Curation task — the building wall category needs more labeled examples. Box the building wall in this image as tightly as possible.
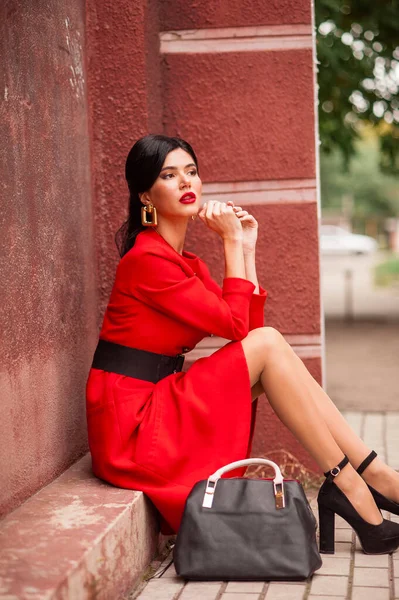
[86,0,163,314]
[0,0,98,515]
[0,0,321,516]
[159,2,321,471]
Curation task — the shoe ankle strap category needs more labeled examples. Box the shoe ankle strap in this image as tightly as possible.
[324,455,349,480]
[357,450,377,475]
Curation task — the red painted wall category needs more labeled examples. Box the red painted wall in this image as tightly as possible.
[86,0,163,314]
[187,203,320,334]
[0,1,98,515]
[1,0,321,517]
[162,0,321,472]
[162,51,315,183]
[86,0,322,472]
[159,0,311,30]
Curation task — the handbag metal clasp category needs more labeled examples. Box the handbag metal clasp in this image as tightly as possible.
[274,482,286,509]
[202,479,217,508]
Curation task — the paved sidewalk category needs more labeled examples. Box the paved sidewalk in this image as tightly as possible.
[325,321,399,413]
[130,412,399,600]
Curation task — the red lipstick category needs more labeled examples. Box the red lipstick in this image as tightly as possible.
[179,192,196,204]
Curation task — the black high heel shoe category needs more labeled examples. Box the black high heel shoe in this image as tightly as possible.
[357,451,399,516]
[318,455,399,555]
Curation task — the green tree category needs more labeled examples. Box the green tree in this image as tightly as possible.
[320,133,399,222]
[315,0,399,173]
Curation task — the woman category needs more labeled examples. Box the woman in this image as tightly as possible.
[86,134,399,555]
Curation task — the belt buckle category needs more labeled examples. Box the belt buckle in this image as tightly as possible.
[173,354,185,373]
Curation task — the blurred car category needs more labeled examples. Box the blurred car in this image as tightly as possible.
[320,225,378,255]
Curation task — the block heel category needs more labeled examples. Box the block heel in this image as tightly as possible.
[318,505,335,554]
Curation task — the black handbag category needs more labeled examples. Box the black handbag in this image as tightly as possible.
[174,458,322,581]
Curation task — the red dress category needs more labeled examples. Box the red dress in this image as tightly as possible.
[86,228,267,533]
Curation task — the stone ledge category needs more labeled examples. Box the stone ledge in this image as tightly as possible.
[0,454,161,600]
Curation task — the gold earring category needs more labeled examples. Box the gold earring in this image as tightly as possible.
[141,203,158,227]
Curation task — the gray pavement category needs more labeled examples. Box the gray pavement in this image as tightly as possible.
[130,411,399,600]
[325,320,399,412]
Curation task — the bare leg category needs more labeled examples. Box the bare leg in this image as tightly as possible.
[251,340,399,503]
[242,327,382,524]
[285,347,399,503]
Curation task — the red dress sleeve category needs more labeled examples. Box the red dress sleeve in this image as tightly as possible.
[193,256,268,332]
[130,249,256,341]
[249,285,268,330]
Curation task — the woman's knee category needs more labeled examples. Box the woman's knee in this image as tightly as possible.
[241,327,286,386]
[246,326,286,355]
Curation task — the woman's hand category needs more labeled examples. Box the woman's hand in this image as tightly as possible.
[198,201,243,241]
[226,201,258,254]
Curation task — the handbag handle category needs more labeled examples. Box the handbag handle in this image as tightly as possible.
[202,458,286,510]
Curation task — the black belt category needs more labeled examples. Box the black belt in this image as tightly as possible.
[91,339,185,383]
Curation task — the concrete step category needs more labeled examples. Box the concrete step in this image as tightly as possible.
[0,454,162,600]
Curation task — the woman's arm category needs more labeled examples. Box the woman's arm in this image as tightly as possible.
[223,237,246,279]
[243,249,259,294]
[226,201,260,293]
[196,199,266,330]
[199,200,247,280]
[225,201,266,329]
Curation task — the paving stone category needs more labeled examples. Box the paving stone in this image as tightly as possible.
[264,583,306,599]
[136,591,178,600]
[309,575,348,596]
[363,414,384,447]
[136,579,185,599]
[353,567,389,587]
[225,581,264,593]
[386,412,399,469]
[180,582,222,599]
[222,594,262,600]
[352,587,390,600]
[332,542,352,557]
[181,581,222,588]
[161,563,179,578]
[316,556,350,576]
[335,528,353,543]
[308,596,345,600]
[354,551,389,568]
[342,411,363,436]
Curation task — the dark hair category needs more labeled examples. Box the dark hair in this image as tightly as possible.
[115,134,199,257]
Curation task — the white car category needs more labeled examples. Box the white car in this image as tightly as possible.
[320,225,378,255]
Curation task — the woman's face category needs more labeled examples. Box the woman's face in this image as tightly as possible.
[142,148,202,220]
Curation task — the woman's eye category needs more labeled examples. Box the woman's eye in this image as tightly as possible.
[162,173,174,179]
[188,170,197,176]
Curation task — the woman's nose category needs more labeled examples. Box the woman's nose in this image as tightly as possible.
[180,174,191,186]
